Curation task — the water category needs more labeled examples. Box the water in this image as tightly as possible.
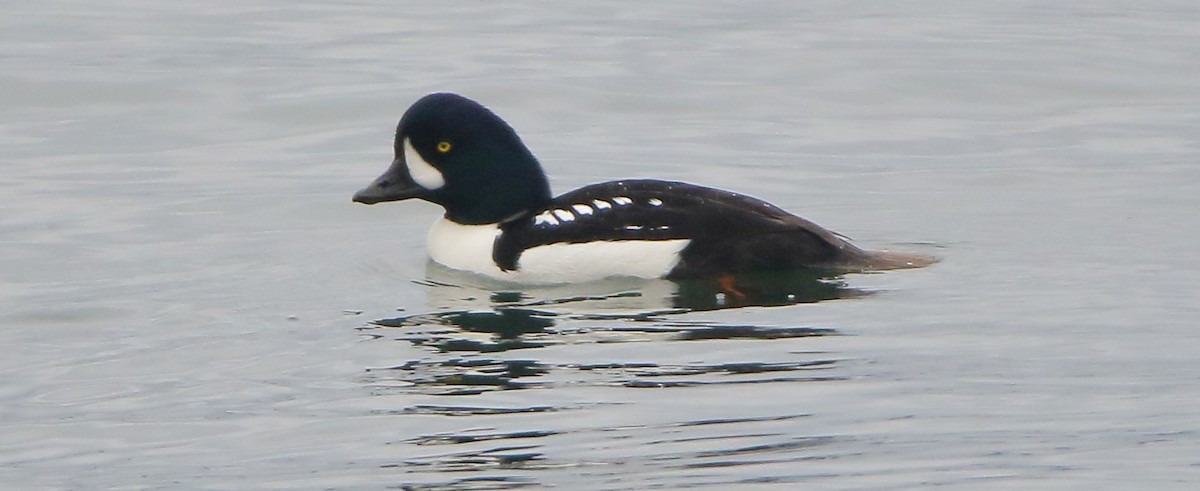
[3,1,1199,489]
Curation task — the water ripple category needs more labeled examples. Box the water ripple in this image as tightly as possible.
[359,282,851,487]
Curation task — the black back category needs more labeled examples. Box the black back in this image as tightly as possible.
[494,179,870,278]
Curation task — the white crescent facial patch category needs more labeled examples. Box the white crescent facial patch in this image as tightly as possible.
[404,137,445,190]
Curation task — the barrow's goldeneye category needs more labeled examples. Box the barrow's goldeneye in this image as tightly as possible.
[353,93,934,285]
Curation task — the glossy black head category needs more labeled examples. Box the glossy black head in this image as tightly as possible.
[352,93,552,225]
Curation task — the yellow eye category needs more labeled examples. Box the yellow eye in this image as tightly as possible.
[436,141,452,153]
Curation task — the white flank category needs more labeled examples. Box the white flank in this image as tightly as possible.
[592,199,612,210]
[425,218,689,284]
[571,204,594,215]
[648,198,663,206]
[403,137,445,190]
[612,196,633,206]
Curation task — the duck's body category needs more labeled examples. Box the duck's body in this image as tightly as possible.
[354,93,933,285]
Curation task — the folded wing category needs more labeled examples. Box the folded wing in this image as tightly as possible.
[494,180,867,275]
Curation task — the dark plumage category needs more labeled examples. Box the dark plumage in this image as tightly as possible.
[493,179,930,278]
[354,93,935,283]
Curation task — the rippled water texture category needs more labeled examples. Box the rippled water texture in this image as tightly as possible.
[3,2,1199,489]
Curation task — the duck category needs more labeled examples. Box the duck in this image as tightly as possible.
[353,93,934,285]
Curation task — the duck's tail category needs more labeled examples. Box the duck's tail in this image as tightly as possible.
[841,247,940,272]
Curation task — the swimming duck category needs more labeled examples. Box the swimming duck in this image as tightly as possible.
[353,93,933,285]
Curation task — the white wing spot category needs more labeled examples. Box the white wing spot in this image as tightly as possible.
[624,225,643,231]
[534,211,559,226]
[593,199,612,210]
[553,209,575,222]
[648,198,663,206]
[612,196,633,206]
[571,204,594,215]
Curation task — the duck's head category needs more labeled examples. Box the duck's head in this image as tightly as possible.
[353,93,552,225]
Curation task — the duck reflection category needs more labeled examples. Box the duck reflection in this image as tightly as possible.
[361,270,854,485]
[360,264,855,422]
[419,260,867,313]
[366,261,863,359]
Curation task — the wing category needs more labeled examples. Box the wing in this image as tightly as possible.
[493,179,864,273]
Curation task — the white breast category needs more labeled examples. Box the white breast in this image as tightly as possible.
[425,218,690,284]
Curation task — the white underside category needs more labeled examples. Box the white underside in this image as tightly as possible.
[425,217,690,284]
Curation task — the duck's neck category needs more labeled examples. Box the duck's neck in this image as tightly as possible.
[440,173,551,225]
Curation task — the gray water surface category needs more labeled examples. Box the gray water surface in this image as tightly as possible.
[3,2,1199,489]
